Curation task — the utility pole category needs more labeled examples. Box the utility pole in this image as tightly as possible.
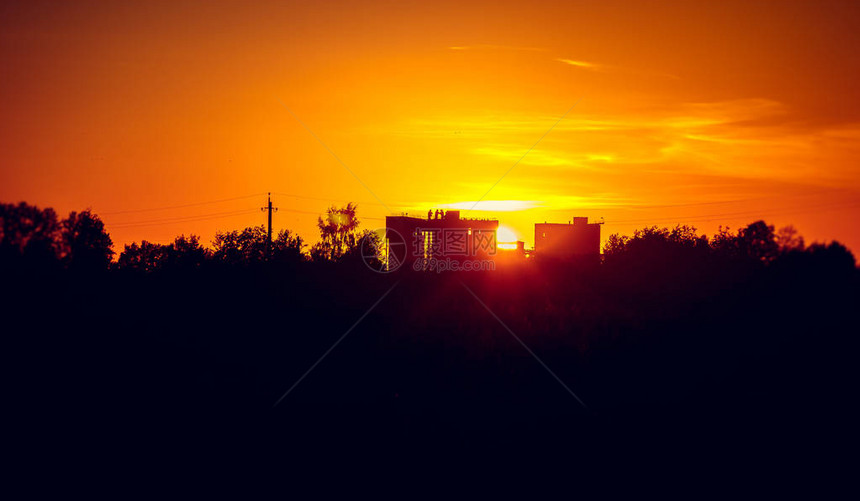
[261,192,278,256]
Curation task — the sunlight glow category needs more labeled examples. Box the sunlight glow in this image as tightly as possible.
[439,200,541,212]
[497,226,518,243]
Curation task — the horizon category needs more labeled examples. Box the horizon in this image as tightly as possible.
[0,194,853,259]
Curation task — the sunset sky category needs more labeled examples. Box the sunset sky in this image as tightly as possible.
[2,0,859,253]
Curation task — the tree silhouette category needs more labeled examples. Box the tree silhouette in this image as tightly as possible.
[117,240,170,272]
[167,234,209,270]
[212,225,268,265]
[0,202,62,267]
[61,209,113,271]
[271,229,304,264]
[310,203,361,261]
[354,229,384,264]
[776,225,805,252]
[807,241,856,273]
[603,224,707,265]
[709,225,734,255]
[117,235,208,272]
[736,220,778,262]
[602,233,629,258]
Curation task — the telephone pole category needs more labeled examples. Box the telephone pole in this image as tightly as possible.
[261,192,278,255]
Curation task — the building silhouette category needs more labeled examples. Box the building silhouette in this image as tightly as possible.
[385,210,498,271]
[534,217,601,259]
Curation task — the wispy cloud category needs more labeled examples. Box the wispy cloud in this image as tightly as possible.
[557,58,679,79]
[557,58,604,71]
[471,146,575,166]
[438,200,542,212]
[385,98,860,189]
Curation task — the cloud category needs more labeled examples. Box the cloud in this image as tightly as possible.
[438,200,542,212]
[557,58,604,71]
[557,58,679,79]
[382,98,860,195]
[471,146,575,166]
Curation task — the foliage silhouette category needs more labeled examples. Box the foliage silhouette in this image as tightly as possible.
[604,220,803,266]
[117,240,170,272]
[117,234,209,272]
[271,229,305,264]
[1,203,113,272]
[3,199,858,477]
[775,224,805,252]
[212,225,269,265]
[61,209,114,271]
[310,202,362,262]
[0,202,62,270]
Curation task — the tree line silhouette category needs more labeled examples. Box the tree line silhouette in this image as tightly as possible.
[3,199,857,476]
[0,201,385,274]
[0,202,114,273]
[4,200,854,273]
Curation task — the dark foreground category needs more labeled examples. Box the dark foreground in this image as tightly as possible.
[5,252,858,491]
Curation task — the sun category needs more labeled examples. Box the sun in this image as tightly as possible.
[497,226,518,243]
[497,226,519,250]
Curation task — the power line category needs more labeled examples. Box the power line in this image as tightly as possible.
[107,202,370,230]
[99,193,267,215]
[270,191,403,208]
[108,205,362,230]
[110,208,260,228]
[278,207,330,217]
[99,189,396,219]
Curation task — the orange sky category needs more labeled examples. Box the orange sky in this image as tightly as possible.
[2,0,859,254]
